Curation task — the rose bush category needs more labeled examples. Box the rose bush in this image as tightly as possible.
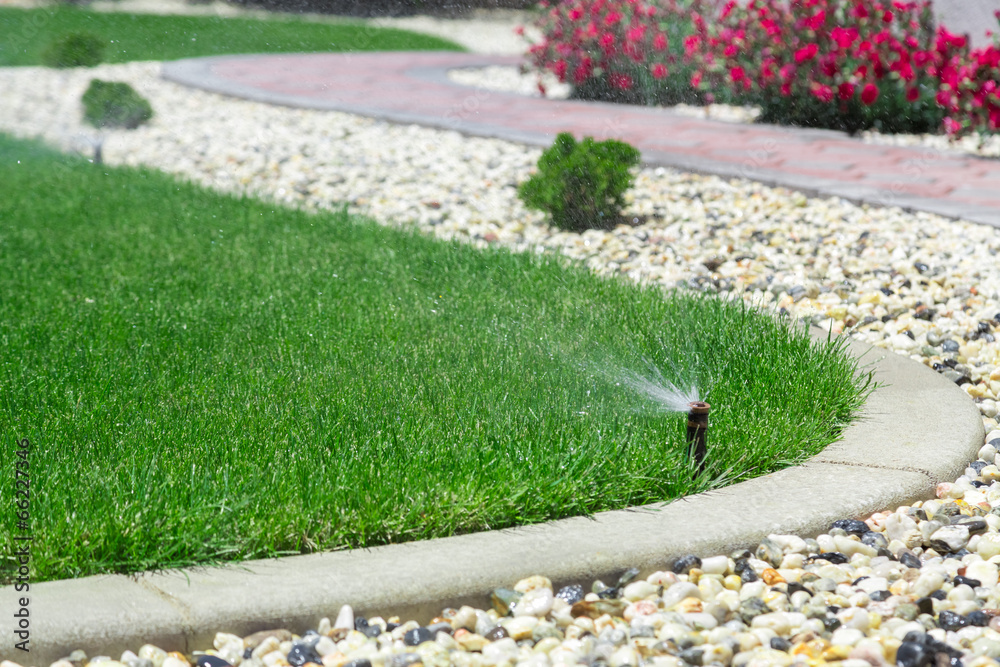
[524,0,722,106]
[926,21,1000,136]
[688,0,946,134]
[525,0,1000,137]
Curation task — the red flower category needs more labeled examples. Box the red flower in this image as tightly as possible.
[599,32,616,52]
[794,43,819,63]
[720,0,736,19]
[838,81,855,100]
[812,83,834,102]
[609,72,633,90]
[568,6,583,20]
[831,26,858,49]
[882,10,894,22]
[861,82,879,105]
[604,10,623,25]
[804,9,826,30]
[654,33,669,51]
[651,63,668,79]
[553,59,568,79]
[906,86,920,102]
[730,65,746,83]
[690,71,703,87]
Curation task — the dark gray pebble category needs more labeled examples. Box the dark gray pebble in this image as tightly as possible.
[769,637,791,652]
[403,627,434,647]
[942,369,971,385]
[677,648,703,666]
[739,597,769,624]
[195,657,232,667]
[955,518,988,535]
[616,567,640,588]
[831,519,870,536]
[916,597,935,615]
[861,531,888,549]
[672,555,702,575]
[807,552,848,565]
[822,616,841,632]
[556,584,584,605]
[484,626,510,642]
[968,610,990,627]
[895,641,932,667]
[942,340,961,352]
[869,590,891,602]
[937,610,968,632]
[953,575,982,588]
[899,552,922,569]
[286,643,322,667]
[343,660,372,667]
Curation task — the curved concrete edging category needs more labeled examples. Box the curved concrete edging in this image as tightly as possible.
[3,332,984,666]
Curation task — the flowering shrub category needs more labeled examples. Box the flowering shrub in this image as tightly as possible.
[525,0,719,106]
[926,23,1000,135]
[688,0,946,134]
[526,0,1000,137]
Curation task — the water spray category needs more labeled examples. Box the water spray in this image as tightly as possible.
[686,401,710,476]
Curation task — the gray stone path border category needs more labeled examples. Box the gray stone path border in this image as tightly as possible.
[2,333,984,666]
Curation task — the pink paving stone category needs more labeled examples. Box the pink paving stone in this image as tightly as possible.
[161,51,1000,225]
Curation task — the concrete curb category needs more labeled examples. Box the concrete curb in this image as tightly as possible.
[3,333,984,666]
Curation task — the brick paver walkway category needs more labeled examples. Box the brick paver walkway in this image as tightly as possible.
[162,51,1000,226]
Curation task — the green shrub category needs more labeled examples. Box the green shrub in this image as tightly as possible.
[518,132,641,232]
[41,31,105,68]
[82,79,154,130]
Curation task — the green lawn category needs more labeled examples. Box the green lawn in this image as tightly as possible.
[0,5,463,67]
[0,134,871,583]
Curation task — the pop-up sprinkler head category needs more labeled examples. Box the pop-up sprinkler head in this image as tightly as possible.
[686,401,710,476]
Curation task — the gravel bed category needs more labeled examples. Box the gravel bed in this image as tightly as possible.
[5,60,1000,666]
[447,65,1000,159]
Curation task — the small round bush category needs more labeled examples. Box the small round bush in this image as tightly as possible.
[518,132,641,232]
[41,32,106,68]
[82,79,154,130]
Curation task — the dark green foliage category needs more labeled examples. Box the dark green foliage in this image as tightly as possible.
[81,79,153,130]
[40,30,105,68]
[518,132,641,232]
[753,85,946,136]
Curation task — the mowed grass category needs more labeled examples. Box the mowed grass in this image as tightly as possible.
[0,134,871,583]
[0,5,462,67]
